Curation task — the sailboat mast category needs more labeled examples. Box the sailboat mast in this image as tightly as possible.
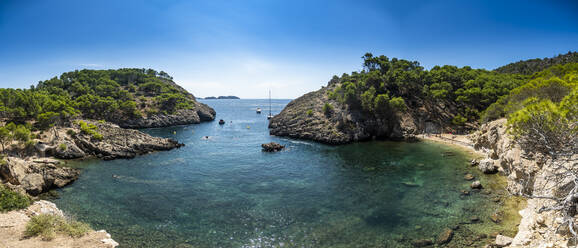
[269,89,271,115]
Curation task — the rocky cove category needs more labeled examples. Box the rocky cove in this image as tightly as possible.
[0,117,208,247]
[27,99,526,248]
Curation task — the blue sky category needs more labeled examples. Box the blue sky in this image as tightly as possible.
[0,0,576,98]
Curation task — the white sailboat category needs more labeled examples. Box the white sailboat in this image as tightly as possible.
[267,90,274,119]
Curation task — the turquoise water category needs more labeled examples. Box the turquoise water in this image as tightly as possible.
[54,99,521,247]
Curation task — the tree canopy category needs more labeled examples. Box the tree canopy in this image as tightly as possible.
[0,69,195,129]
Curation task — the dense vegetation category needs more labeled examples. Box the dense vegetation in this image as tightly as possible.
[327,53,528,125]
[483,63,577,122]
[25,214,91,241]
[0,184,32,212]
[495,51,578,75]
[498,63,577,156]
[0,69,195,129]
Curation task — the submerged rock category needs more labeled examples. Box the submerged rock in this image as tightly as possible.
[412,239,433,247]
[464,173,475,181]
[490,212,502,223]
[436,228,454,244]
[261,142,285,152]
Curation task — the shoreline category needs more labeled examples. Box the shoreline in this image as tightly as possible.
[417,133,485,157]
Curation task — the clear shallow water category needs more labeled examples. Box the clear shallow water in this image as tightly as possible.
[54,99,522,247]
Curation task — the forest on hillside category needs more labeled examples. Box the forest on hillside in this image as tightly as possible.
[0,69,196,130]
[326,53,577,131]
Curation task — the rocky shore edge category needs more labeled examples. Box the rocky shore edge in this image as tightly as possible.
[425,119,573,247]
[0,119,186,247]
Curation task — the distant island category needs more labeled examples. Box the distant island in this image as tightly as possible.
[203,96,240,99]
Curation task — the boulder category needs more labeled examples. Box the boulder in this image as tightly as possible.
[471,180,483,189]
[495,235,513,247]
[21,173,45,195]
[0,157,79,196]
[54,141,86,159]
[261,142,285,152]
[478,158,499,174]
[437,228,454,244]
[0,157,29,185]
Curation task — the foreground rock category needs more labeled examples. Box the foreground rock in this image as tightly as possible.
[0,200,118,248]
[0,157,79,196]
[261,142,285,152]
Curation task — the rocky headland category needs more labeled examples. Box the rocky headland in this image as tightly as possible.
[1,119,184,196]
[269,81,446,144]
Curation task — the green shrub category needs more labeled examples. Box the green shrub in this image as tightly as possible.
[58,143,67,151]
[92,133,104,141]
[0,185,32,212]
[452,114,468,126]
[25,214,91,241]
[306,109,313,116]
[323,103,334,116]
[78,121,103,141]
[66,129,76,136]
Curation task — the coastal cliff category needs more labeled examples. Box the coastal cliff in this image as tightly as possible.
[268,84,419,144]
[1,119,184,197]
[471,119,576,247]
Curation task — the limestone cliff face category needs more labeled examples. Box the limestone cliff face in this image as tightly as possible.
[0,120,185,196]
[470,119,574,247]
[62,120,184,160]
[269,82,461,144]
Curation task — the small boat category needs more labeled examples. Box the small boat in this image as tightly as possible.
[218,119,225,125]
[256,108,262,114]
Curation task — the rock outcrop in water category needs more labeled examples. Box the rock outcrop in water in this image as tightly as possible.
[261,142,285,152]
